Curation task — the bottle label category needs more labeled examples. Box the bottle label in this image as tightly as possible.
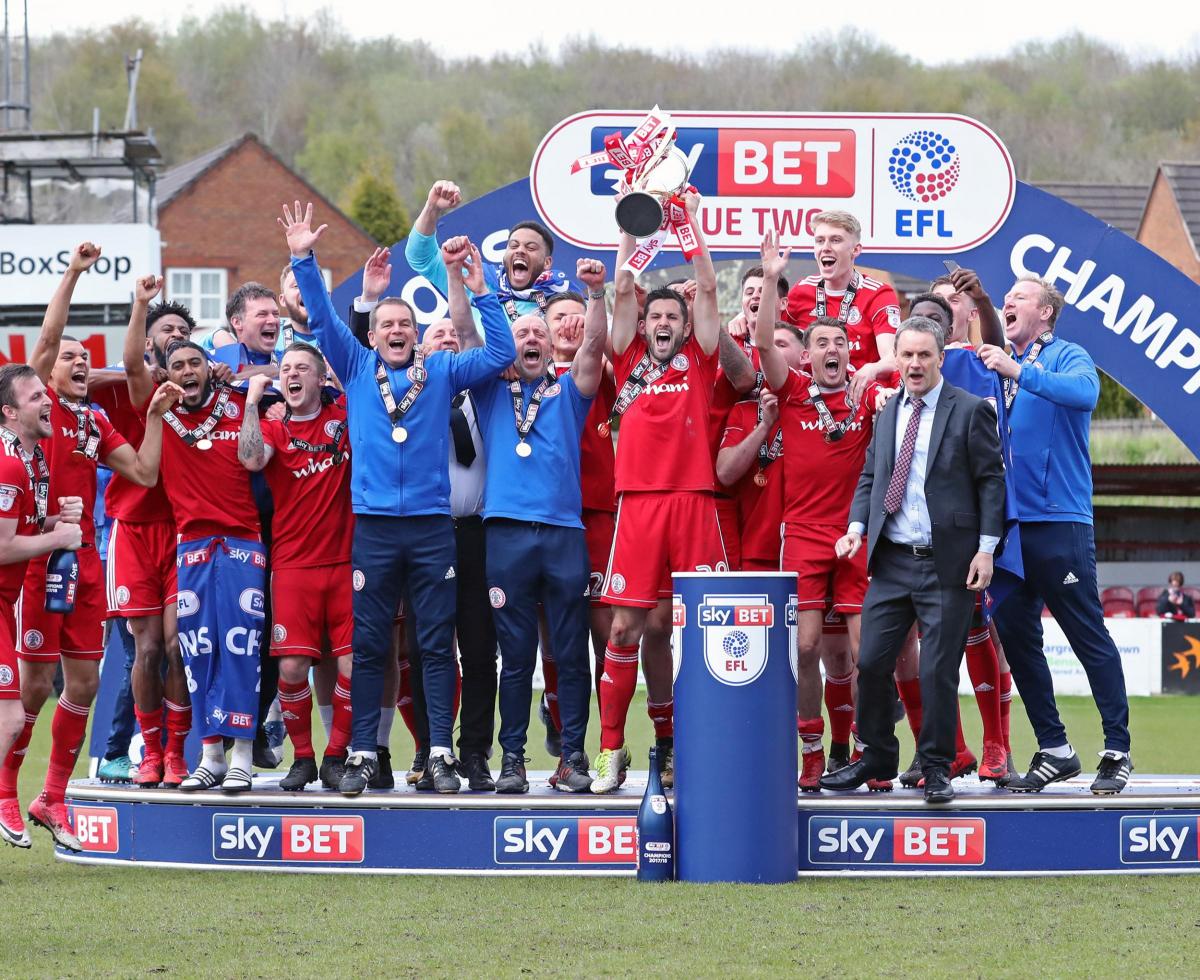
[650,794,668,815]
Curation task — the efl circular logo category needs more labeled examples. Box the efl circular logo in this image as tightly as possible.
[115,586,130,607]
[488,587,506,609]
[272,624,287,643]
[670,353,689,372]
[722,630,750,659]
[352,569,365,592]
[324,420,341,438]
[610,573,626,595]
[23,629,43,651]
[888,130,961,203]
[0,665,12,686]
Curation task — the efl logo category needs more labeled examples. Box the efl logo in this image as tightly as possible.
[493,817,637,865]
[68,805,119,853]
[888,130,961,204]
[1121,816,1200,864]
[698,593,773,687]
[212,813,365,863]
[809,816,986,866]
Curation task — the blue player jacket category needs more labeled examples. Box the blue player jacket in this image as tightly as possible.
[291,252,517,517]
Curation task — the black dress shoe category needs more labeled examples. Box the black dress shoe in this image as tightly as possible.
[923,768,955,804]
[819,757,897,791]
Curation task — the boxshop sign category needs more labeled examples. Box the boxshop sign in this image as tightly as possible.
[0,224,161,305]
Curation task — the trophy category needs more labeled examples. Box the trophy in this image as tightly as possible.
[614,140,694,239]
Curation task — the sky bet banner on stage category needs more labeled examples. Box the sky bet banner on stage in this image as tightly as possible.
[331,113,1200,461]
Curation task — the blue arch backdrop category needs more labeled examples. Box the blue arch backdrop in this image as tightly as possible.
[331,178,1200,461]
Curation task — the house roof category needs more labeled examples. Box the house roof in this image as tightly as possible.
[153,134,248,208]
[1156,162,1200,254]
[1036,181,1149,237]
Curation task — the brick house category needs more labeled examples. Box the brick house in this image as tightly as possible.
[1136,163,1200,285]
[155,133,377,328]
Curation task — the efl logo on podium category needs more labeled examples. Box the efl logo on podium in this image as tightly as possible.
[809,816,986,865]
[1121,816,1200,863]
[69,805,119,853]
[697,593,773,686]
[494,817,638,865]
[212,814,365,863]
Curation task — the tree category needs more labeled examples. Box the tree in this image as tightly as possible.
[343,165,411,246]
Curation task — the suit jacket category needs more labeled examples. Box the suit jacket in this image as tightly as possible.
[849,380,1006,587]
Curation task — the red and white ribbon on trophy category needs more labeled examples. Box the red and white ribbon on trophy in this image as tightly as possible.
[571,106,702,274]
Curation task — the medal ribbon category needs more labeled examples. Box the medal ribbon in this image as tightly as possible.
[162,384,231,448]
[0,427,49,529]
[622,192,701,275]
[807,383,856,444]
[376,348,426,432]
[284,416,348,465]
[58,396,102,459]
[510,375,553,444]
[606,352,671,427]
[756,401,784,470]
[502,290,546,324]
[814,271,862,323]
[1003,330,1055,410]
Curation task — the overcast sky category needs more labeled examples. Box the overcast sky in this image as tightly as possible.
[34,0,1200,65]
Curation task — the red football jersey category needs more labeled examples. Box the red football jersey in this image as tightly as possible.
[159,388,260,542]
[708,372,742,495]
[44,388,126,546]
[782,274,901,371]
[0,442,44,603]
[777,372,879,527]
[613,335,719,493]
[261,403,353,569]
[92,381,173,525]
[556,363,617,514]
[720,400,785,565]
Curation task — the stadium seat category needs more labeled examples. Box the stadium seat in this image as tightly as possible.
[1101,586,1136,618]
[1136,586,1162,618]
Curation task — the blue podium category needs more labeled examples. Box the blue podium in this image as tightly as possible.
[672,572,798,883]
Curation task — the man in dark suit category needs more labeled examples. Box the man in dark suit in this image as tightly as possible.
[821,316,1006,803]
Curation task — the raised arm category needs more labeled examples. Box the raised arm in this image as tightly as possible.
[124,274,163,407]
[610,230,639,356]
[281,201,368,383]
[754,230,792,392]
[238,375,275,472]
[978,341,1099,411]
[445,238,484,351]
[405,180,463,295]
[571,257,609,398]
[450,286,519,391]
[102,382,183,487]
[718,332,757,395]
[949,268,1004,348]
[684,191,718,356]
[31,243,102,383]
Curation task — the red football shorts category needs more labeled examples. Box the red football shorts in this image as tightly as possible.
[782,522,867,615]
[17,546,106,661]
[715,494,741,572]
[106,518,177,617]
[0,604,18,699]
[603,491,728,608]
[270,564,353,659]
[583,508,615,605]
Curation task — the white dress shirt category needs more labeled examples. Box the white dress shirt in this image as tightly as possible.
[449,391,486,519]
[850,378,998,554]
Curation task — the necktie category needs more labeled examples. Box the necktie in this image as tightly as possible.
[450,392,476,467]
[883,396,924,514]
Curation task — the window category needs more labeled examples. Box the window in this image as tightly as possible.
[167,268,228,328]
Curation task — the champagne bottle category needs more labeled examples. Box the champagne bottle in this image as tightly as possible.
[636,746,675,881]
[44,548,79,614]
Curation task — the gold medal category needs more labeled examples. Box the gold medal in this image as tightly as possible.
[392,427,408,444]
[516,441,532,458]
[597,421,611,438]
[753,470,767,487]
[195,438,213,451]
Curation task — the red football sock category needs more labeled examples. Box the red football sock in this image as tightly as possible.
[44,698,90,804]
[395,658,419,742]
[798,716,825,754]
[965,628,1003,746]
[134,705,163,758]
[999,670,1014,753]
[896,677,924,740]
[541,651,562,732]
[0,711,37,798]
[823,672,855,745]
[328,677,352,758]
[164,699,191,756]
[598,643,638,751]
[277,679,314,760]
[647,699,673,740]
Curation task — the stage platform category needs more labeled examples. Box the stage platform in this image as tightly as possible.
[59,772,1200,877]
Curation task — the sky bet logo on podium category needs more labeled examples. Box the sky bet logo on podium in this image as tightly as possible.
[698,594,773,686]
[1120,816,1200,864]
[68,805,119,853]
[212,813,364,863]
[493,817,638,866]
[809,816,986,866]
